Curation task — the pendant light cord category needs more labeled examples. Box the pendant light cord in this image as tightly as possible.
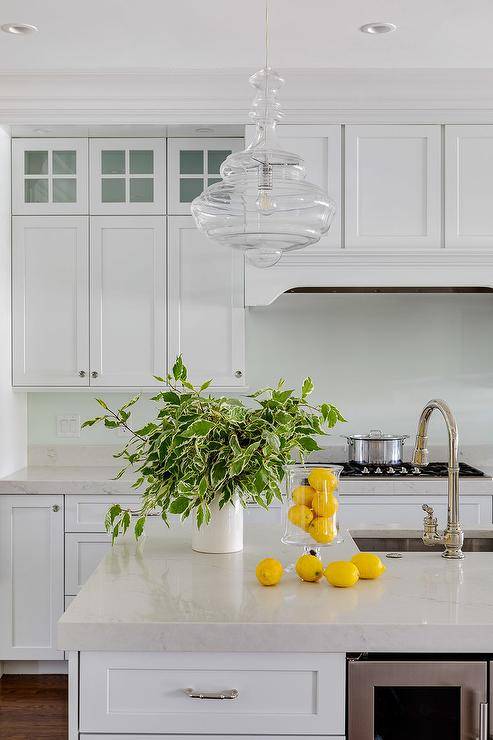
[265,0,270,70]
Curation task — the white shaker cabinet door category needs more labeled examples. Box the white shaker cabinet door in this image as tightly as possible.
[90,216,166,387]
[445,125,493,248]
[246,124,342,251]
[90,139,165,215]
[168,216,245,388]
[0,495,64,660]
[12,138,88,215]
[345,125,441,249]
[12,216,89,386]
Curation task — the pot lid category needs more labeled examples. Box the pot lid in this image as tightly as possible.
[344,429,409,441]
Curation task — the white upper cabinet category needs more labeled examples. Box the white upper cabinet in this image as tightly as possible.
[445,125,493,248]
[246,124,342,251]
[90,216,166,386]
[168,216,245,387]
[90,139,165,215]
[345,125,442,249]
[167,138,243,215]
[12,216,89,386]
[0,495,64,660]
[12,138,88,215]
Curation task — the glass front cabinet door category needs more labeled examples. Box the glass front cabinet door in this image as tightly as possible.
[12,138,88,215]
[167,138,243,215]
[89,139,166,215]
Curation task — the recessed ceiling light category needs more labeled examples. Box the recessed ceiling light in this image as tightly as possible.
[1,23,38,35]
[360,22,397,35]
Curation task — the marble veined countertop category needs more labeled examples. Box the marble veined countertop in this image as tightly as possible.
[58,517,493,653]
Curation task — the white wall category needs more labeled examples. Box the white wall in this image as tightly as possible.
[0,129,27,475]
[27,292,493,450]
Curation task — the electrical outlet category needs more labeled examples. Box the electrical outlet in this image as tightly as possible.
[56,415,81,438]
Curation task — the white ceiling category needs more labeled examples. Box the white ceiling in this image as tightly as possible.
[1,0,493,72]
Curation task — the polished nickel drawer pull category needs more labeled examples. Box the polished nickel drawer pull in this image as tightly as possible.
[184,688,239,700]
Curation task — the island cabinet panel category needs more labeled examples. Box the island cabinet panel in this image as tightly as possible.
[81,736,346,739]
[79,651,345,735]
[339,494,492,528]
[168,216,245,388]
[0,495,64,660]
[90,216,166,386]
[445,125,493,248]
[345,124,441,249]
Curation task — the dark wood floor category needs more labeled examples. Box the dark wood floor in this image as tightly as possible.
[0,675,68,739]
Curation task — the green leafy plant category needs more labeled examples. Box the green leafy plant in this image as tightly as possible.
[82,356,346,542]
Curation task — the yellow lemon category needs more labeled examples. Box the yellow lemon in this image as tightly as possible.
[312,491,339,518]
[255,558,283,586]
[351,553,387,580]
[292,484,316,507]
[288,504,314,530]
[324,561,359,588]
[295,553,324,582]
[307,516,336,544]
[308,467,339,493]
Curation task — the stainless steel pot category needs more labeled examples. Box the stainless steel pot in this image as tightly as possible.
[342,429,409,465]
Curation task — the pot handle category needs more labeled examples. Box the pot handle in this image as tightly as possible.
[369,429,383,437]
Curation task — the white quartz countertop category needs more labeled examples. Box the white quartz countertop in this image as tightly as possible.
[1,464,492,496]
[58,518,493,654]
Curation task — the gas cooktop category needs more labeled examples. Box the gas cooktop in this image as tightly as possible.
[331,461,485,478]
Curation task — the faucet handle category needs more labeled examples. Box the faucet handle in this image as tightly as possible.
[422,503,438,530]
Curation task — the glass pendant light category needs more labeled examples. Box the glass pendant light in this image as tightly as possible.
[191,0,336,268]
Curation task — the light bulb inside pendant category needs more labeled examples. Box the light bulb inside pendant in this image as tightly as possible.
[256,162,277,215]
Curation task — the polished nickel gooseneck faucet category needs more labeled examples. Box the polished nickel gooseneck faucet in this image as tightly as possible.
[412,399,464,559]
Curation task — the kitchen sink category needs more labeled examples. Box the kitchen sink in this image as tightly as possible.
[351,531,493,552]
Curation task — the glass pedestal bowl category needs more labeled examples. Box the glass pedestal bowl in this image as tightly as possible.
[282,463,344,569]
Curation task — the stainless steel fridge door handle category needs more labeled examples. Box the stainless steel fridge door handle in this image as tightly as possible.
[480,702,488,740]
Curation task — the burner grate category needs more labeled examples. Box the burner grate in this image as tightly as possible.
[328,461,485,478]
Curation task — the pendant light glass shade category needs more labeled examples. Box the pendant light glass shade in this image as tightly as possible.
[191,67,336,268]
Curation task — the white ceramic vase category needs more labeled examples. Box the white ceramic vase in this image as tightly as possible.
[191,496,243,554]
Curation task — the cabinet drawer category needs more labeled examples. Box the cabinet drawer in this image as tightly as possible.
[65,495,140,532]
[339,494,492,528]
[80,651,345,735]
[65,533,112,594]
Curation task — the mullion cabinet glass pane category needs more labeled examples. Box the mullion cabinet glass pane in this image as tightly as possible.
[102,150,125,175]
[208,177,221,186]
[25,179,49,203]
[129,150,153,174]
[53,151,76,175]
[53,178,77,203]
[180,150,203,175]
[25,151,48,175]
[208,150,231,174]
[180,178,204,203]
[102,178,126,203]
[130,178,153,202]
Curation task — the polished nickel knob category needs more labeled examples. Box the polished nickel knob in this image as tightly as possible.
[52,505,60,513]
[78,370,86,377]
[234,370,243,378]
[91,371,98,378]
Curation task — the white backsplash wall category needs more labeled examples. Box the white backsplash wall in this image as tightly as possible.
[27,293,493,450]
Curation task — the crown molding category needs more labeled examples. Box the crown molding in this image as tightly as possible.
[3,68,493,125]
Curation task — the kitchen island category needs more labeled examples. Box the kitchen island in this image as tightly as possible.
[60,518,493,739]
